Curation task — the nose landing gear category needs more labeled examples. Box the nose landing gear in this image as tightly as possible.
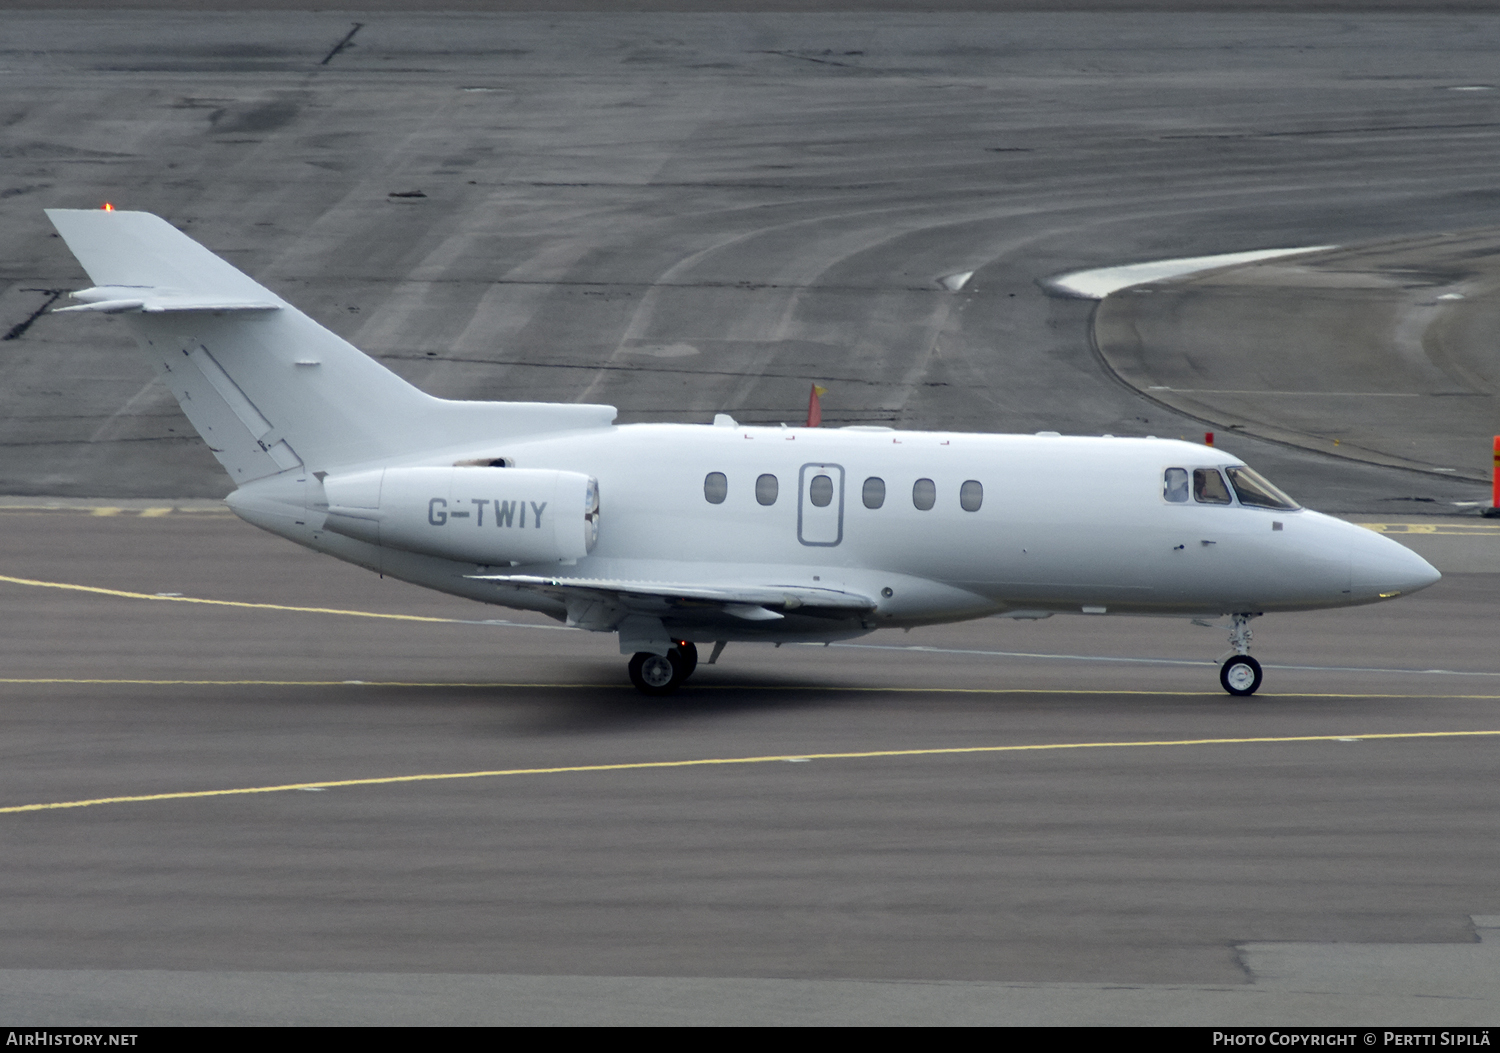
[627,640,699,695]
[1218,613,1263,696]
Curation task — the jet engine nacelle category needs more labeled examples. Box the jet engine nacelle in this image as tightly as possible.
[322,466,599,565]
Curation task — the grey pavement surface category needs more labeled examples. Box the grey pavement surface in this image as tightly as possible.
[7,919,1500,1025]
[1095,232,1500,481]
[3,9,1499,511]
[0,508,1498,1024]
[6,7,1500,1027]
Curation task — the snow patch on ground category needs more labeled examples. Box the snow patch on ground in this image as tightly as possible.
[1049,246,1335,300]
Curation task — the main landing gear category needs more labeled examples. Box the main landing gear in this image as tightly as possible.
[628,641,698,696]
[1218,613,1263,697]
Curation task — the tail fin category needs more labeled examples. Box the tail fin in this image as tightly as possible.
[46,209,614,486]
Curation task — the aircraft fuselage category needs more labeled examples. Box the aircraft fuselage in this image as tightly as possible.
[229,423,1437,642]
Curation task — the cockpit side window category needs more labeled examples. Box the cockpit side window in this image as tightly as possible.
[1226,466,1300,510]
[1193,468,1232,505]
[1163,468,1189,503]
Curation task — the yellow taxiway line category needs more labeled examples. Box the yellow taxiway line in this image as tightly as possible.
[3,729,1497,816]
[0,572,464,624]
[1360,522,1500,535]
[0,506,228,517]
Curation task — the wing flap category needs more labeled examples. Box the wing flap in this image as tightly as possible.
[468,573,877,613]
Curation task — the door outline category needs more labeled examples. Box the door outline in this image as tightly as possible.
[797,462,845,547]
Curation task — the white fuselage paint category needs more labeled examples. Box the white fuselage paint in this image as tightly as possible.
[229,424,1440,643]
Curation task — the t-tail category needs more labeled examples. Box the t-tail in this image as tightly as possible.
[45,208,616,487]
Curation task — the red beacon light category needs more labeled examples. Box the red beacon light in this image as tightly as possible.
[101,203,114,211]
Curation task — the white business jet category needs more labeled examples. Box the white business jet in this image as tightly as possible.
[45,209,1440,696]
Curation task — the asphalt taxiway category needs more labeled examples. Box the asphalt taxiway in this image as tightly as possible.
[0,506,1497,1024]
[4,6,1500,1026]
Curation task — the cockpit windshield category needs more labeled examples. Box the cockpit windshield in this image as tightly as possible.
[1225,465,1300,510]
[1163,465,1301,510]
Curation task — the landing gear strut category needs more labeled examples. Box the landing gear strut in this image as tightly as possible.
[628,640,698,695]
[1218,614,1263,697]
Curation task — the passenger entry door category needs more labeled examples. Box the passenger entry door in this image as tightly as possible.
[798,463,844,546]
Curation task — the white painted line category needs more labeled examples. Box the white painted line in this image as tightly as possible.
[1047,246,1336,300]
[1141,388,1420,397]
[829,641,1500,678]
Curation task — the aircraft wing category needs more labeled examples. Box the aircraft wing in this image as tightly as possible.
[466,573,876,622]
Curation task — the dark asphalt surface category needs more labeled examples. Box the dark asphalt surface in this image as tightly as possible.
[1095,232,1500,481]
[3,10,1499,510]
[0,509,1497,1023]
[4,8,1500,1024]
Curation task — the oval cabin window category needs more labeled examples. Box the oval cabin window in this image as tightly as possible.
[912,478,936,511]
[755,473,779,506]
[862,477,885,509]
[703,472,727,504]
[809,474,834,507]
[959,479,983,512]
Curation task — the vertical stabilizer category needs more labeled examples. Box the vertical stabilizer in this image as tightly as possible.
[46,209,615,484]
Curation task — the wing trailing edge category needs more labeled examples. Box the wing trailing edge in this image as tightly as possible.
[468,573,877,624]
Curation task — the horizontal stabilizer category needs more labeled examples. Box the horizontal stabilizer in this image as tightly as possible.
[45,211,286,305]
[54,285,280,314]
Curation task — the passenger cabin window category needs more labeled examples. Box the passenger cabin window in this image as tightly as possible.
[1193,468,1232,505]
[704,472,727,504]
[755,473,779,506]
[809,474,834,507]
[960,480,983,512]
[863,477,885,509]
[912,478,936,511]
[1163,468,1189,503]
[1226,466,1300,510]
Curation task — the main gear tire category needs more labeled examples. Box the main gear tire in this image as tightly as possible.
[1220,655,1263,697]
[629,650,686,695]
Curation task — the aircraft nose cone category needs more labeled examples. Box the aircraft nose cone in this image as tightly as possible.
[1348,526,1441,602]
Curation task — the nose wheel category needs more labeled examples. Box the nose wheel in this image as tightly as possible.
[627,641,699,695]
[1218,613,1263,696]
